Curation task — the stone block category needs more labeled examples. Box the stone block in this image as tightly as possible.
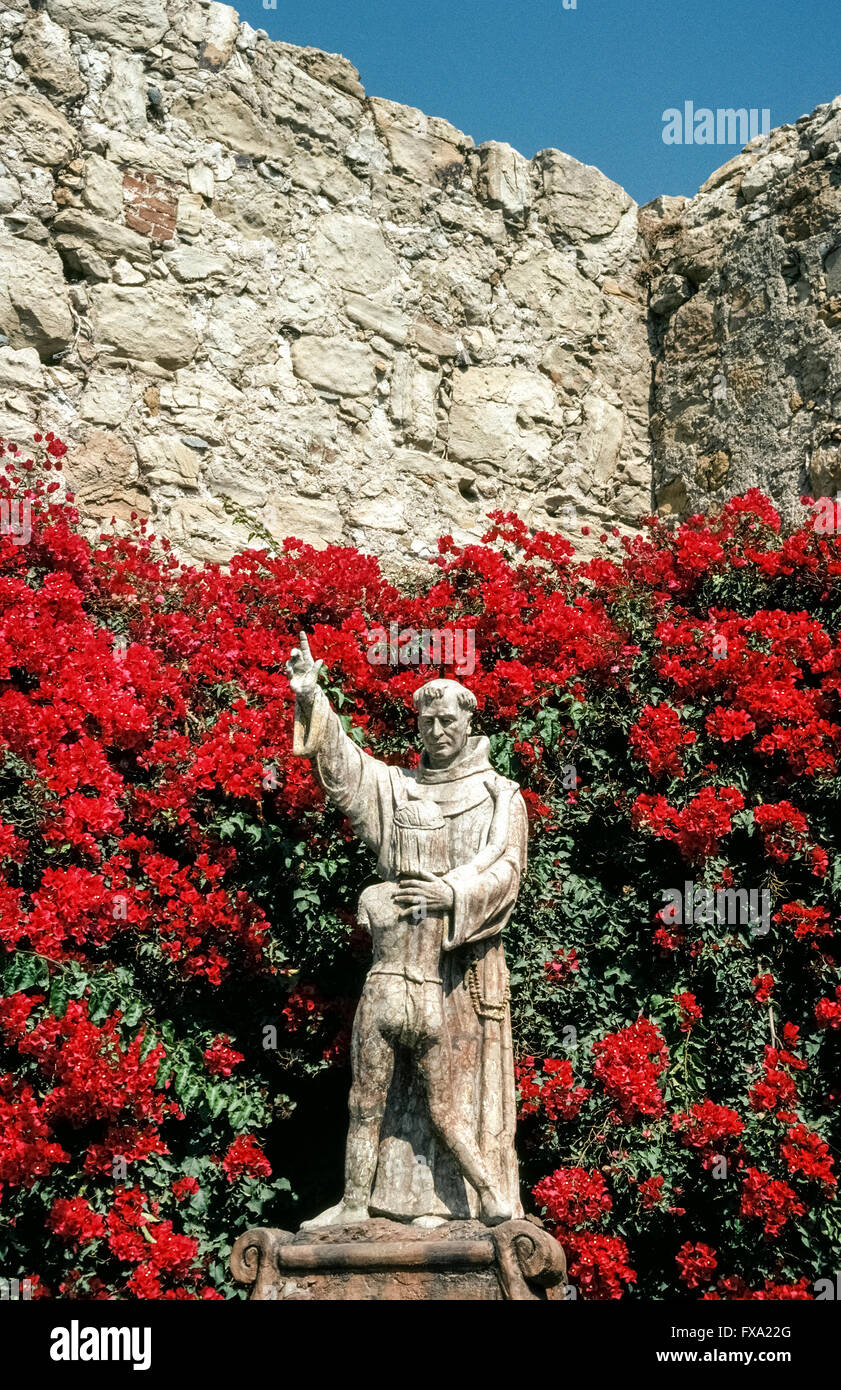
[291,337,376,397]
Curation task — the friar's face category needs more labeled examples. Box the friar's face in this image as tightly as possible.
[417,687,472,769]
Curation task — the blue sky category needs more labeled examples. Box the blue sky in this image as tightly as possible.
[237,0,840,205]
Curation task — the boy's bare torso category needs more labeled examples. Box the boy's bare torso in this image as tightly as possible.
[362,880,445,983]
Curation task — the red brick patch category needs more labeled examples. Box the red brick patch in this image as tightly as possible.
[122,168,178,242]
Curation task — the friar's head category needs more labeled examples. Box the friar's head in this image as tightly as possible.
[412,678,476,770]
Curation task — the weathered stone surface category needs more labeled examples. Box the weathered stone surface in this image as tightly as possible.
[449,367,554,468]
[503,249,601,336]
[89,285,198,367]
[263,492,345,547]
[536,148,633,240]
[83,155,125,221]
[644,96,841,523]
[346,497,408,533]
[205,295,277,374]
[344,294,408,345]
[0,236,73,356]
[290,337,376,397]
[475,141,532,223]
[112,258,145,286]
[0,347,44,391]
[389,355,440,446]
[1,0,836,565]
[79,371,137,426]
[649,273,693,317]
[199,2,240,70]
[0,92,75,166]
[580,394,626,483]
[13,13,84,100]
[165,246,230,283]
[102,52,148,133]
[64,429,146,519]
[370,97,470,185]
[172,90,279,159]
[137,436,200,489]
[809,437,841,496]
[165,496,252,562]
[0,177,21,216]
[46,0,169,50]
[310,213,398,295]
[0,0,654,564]
[52,209,152,263]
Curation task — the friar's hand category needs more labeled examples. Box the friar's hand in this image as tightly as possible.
[285,631,324,708]
[394,870,454,915]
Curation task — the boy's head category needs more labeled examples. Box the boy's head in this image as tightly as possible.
[391,798,449,877]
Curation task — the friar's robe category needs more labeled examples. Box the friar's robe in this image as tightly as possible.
[294,688,526,1222]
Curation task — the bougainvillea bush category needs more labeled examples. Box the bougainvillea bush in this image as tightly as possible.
[1,433,840,1300]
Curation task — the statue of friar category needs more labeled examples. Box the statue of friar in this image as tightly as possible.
[285,633,528,1229]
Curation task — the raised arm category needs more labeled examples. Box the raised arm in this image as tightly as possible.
[284,631,403,868]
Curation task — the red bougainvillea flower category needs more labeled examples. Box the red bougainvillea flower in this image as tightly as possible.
[676,1241,717,1289]
[753,802,810,864]
[47,1196,106,1248]
[635,1175,666,1209]
[172,1176,200,1201]
[0,1073,69,1194]
[674,992,702,1033]
[515,1056,590,1122]
[672,1100,745,1167]
[592,1019,669,1121]
[774,901,834,945]
[702,1276,813,1301]
[815,987,841,1030]
[629,703,697,779]
[781,1124,836,1194]
[0,995,171,1130]
[563,1231,637,1300]
[533,1166,612,1228]
[739,1168,807,1237]
[221,1135,271,1184]
[748,1045,801,1115]
[752,973,775,1003]
[543,947,580,984]
[632,786,744,864]
[202,1036,244,1077]
[705,707,756,743]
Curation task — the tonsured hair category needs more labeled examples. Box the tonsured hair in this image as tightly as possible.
[412,678,477,715]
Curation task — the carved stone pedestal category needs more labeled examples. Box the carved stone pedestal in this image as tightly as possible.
[231,1216,566,1302]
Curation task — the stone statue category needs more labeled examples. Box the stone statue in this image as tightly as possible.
[285,633,528,1229]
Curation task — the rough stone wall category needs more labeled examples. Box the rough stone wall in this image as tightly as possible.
[2,1,841,566]
[644,97,841,523]
[0,0,650,564]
